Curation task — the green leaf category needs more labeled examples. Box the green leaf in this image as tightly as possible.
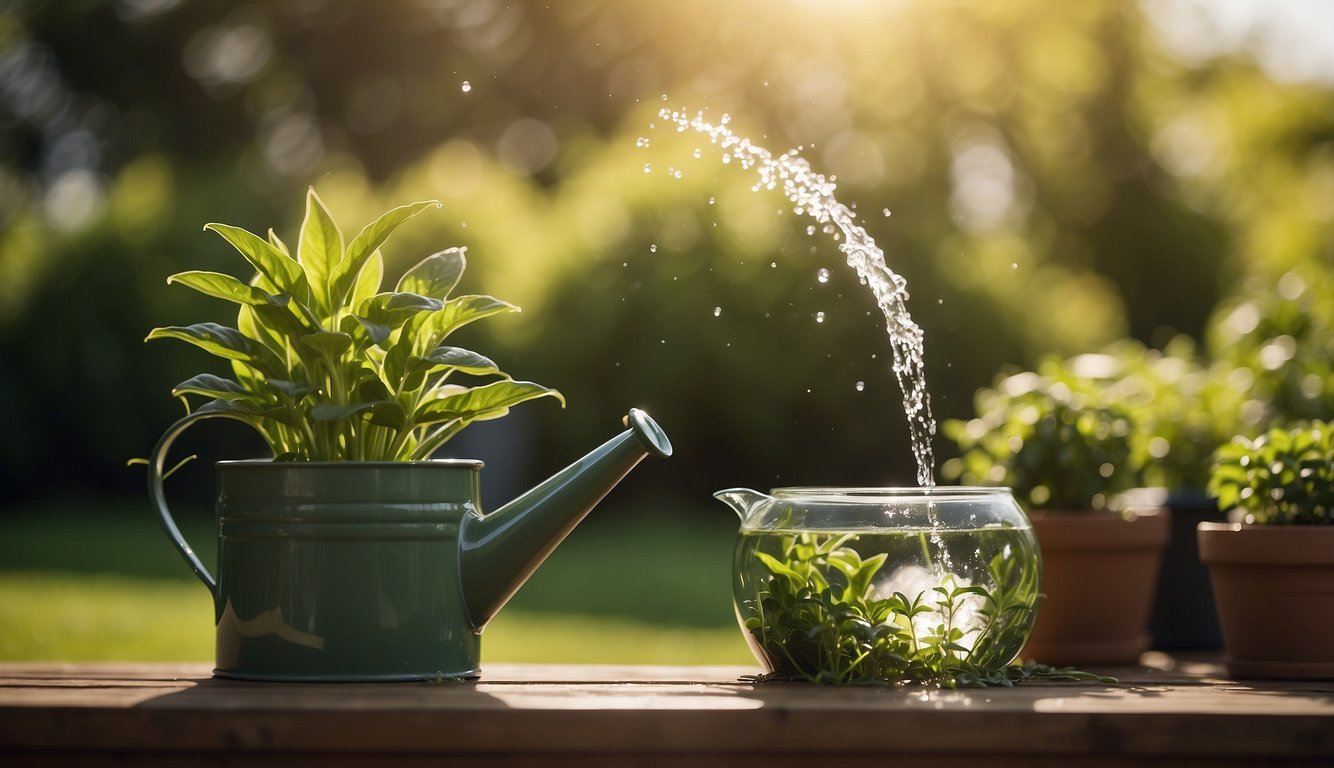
[753,551,806,590]
[432,294,521,338]
[396,248,465,300]
[349,249,384,310]
[309,402,378,422]
[340,314,391,349]
[250,301,318,344]
[331,200,439,307]
[300,331,353,358]
[266,379,319,401]
[413,380,564,426]
[236,304,285,361]
[147,323,283,376]
[297,188,344,316]
[412,346,500,377]
[357,378,391,401]
[361,292,444,330]
[847,552,888,599]
[268,228,290,257]
[386,295,519,387]
[171,373,251,400]
[194,397,291,425]
[167,271,288,307]
[367,401,407,429]
[204,223,306,296]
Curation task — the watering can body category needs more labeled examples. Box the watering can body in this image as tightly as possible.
[149,409,671,681]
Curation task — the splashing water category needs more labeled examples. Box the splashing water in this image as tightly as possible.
[659,108,937,487]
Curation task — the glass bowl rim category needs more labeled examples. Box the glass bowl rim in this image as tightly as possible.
[768,486,1014,501]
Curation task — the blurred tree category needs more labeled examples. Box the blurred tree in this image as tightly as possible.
[0,0,1330,505]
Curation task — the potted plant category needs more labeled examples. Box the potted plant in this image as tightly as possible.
[1057,339,1245,650]
[143,189,672,681]
[943,366,1170,666]
[1199,420,1334,679]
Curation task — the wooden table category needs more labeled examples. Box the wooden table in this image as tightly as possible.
[2,656,1332,767]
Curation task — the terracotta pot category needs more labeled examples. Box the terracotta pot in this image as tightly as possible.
[1021,508,1170,666]
[1198,522,1334,679]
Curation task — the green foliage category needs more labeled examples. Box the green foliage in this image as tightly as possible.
[942,369,1136,510]
[147,189,563,461]
[1207,421,1333,525]
[1206,267,1334,429]
[4,1,1334,504]
[739,532,1085,688]
[1047,339,1249,490]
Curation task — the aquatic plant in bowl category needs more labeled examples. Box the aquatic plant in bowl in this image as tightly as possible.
[1199,420,1334,679]
[943,368,1169,665]
[143,189,672,681]
[717,487,1107,687]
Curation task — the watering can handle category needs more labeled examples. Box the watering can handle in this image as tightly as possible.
[146,411,221,599]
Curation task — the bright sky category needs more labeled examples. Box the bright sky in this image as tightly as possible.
[1144,0,1334,85]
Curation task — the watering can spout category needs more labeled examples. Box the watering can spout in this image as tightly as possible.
[458,409,672,628]
[714,488,769,521]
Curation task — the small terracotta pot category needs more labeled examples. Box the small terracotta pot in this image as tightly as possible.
[1198,522,1334,679]
[1021,508,1170,666]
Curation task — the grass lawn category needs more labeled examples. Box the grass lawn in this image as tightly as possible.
[0,499,754,666]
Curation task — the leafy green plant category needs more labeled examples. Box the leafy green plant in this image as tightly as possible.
[1207,268,1334,429]
[1054,339,1249,491]
[147,189,563,461]
[942,370,1136,510]
[1207,421,1333,525]
[740,532,1108,688]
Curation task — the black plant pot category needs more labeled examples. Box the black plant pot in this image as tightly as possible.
[1126,488,1225,651]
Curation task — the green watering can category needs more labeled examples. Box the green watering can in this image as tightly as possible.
[148,409,672,681]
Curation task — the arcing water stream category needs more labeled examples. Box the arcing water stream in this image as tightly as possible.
[657,109,937,487]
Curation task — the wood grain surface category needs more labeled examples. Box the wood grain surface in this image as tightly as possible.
[2,658,1331,767]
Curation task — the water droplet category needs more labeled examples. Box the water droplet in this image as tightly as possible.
[882,208,892,217]
[461,81,472,93]
[649,244,658,253]
[636,137,650,148]
[643,163,652,174]
[855,381,865,392]
[815,311,826,323]
[817,268,830,284]
[713,306,722,317]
